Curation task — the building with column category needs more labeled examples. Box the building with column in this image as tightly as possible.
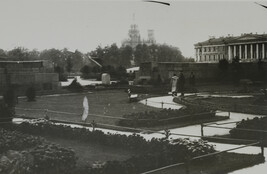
[195,33,267,62]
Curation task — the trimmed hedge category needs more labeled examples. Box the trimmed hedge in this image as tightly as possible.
[118,106,215,127]
[230,117,267,140]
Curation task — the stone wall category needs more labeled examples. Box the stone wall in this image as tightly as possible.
[0,61,60,95]
[137,61,267,84]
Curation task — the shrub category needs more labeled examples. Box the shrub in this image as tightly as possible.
[230,117,267,140]
[118,106,215,127]
[9,121,216,174]
[218,59,229,72]
[80,65,91,79]
[67,78,83,92]
[0,128,77,174]
[0,103,14,123]
[26,86,36,102]
[1,88,15,122]
[0,128,44,154]
[3,88,16,107]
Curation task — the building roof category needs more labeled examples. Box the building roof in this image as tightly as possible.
[195,33,267,47]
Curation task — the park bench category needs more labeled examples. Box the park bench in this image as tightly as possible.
[127,89,138,102]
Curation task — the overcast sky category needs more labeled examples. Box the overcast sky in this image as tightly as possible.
[0,0,266,58]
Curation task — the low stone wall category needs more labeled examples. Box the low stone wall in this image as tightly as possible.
[137,61,267,84]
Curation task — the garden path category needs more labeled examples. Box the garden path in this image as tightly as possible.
[139,96,183,110]
[139,95,266,174]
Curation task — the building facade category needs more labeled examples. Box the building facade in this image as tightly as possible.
[195,33,267,62]
[0,60,60,95]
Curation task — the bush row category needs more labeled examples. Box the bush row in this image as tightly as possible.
[0,128,77,174]
[0,128,44,154]
[230,117,267,140]
[118,106,215,127]
[89,138,215,174]
[6,122,216,174]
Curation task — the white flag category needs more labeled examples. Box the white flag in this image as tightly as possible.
[82,96,89,121]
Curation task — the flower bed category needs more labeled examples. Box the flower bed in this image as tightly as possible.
[2,122,264,174]
[118,105,215,127]
[5,122,217,174]
[0,128,76,174]
[0,128,44,154]
[230,117,267,140]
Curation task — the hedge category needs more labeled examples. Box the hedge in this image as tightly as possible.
[118,106,215,127]
[4,121,216,174]
[230,117,267,140]
[0,128,77,174]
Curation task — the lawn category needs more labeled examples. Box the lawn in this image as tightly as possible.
[16,90,161,125]
[185,95,267,115]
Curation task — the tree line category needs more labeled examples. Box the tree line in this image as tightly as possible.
[90,43,189,67]
[0,43,189,76]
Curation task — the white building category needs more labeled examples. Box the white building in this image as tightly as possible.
[195,33,267,62]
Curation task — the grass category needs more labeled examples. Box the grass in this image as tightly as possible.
[16,90,161,125]
[16,89,230,131]
[185,95,267,115]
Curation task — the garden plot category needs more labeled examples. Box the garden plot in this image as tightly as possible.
[2,121,264,174]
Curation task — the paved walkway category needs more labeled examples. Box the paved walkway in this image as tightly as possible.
[139,95,266,174]
[139,96,183,110]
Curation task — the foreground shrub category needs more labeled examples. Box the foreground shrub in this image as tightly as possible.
[88,139,215,174]
[29,144,76,173]
[0,128,77,174]
[0,128,44,154]
[8,122,216,174]
[0,150,33,174]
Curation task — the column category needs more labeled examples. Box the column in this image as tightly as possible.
[239,45,242,59]
[228,46,231,60]
[195,48,198,62]
[198,48,200,62]
[245,44,248,59]
[256,44,259,59]
[233,45,236,58]
[251,44,253,59]
[263,43,265,59]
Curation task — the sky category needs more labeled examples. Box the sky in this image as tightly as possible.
[0,0,266,58]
